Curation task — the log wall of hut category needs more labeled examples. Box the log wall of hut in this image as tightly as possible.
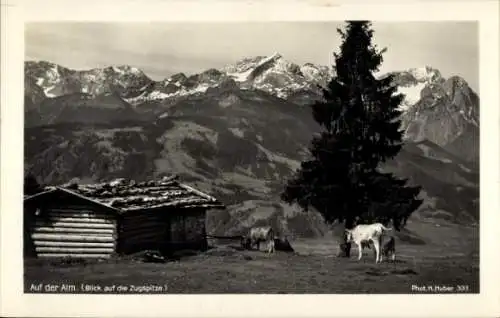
[25,192,118,259]
[169,208,208,251]
[117,207,208,255]
[117,209,171,255]
[24,207,37,258]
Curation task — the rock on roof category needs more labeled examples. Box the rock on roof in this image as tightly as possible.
[56,175,224,212]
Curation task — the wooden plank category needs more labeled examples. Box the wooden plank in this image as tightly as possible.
[36,247,115,253]
[48,209,112,217]
[46,210,112,217]
[120,231,165,241]
[119,221,165,230]
[32,233,115,242]
[119,231,166,241]
[37,253,111,258]
[119,222,167,233]
[58,205,111,210]
[47,212,113,220]
[120,216,165,225]
[49,207,110,214]
[42,216,114,224]
[206,235,243,240]
[119,229,167,239]
[119,239,166,248]
[35,221,115,229]
[33,227,115,234]
[120,216,165,226]
[120,238,166,246]
[120,226,164,234]
[34,241,115,248]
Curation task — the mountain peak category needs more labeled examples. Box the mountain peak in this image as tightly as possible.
[105,65,144,76]
[268,51,283,60]
[407,66,442,83]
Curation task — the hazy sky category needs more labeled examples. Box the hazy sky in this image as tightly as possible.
[25,22,479,91]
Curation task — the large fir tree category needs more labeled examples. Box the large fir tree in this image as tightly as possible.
[281,21,422,234]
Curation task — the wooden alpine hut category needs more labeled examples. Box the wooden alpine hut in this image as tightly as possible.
[23,175,225,259]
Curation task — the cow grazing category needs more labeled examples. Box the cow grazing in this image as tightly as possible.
[337,242,351,257]
[344,223,393,263]
[241,226,275,254]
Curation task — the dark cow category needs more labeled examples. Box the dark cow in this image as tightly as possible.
[381,236,396,262]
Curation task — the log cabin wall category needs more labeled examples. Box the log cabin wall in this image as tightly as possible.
[24,177,225,259]
[169,208,208,251]
[118,207,208,254]
[26,193,118,259]
[24,207,38,258]
[117,209,170,254]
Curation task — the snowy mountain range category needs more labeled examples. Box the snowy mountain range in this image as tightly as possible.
[25,52,479,161]
[26,52,333,105]
[25,53,477,117]
[23,53,480,236]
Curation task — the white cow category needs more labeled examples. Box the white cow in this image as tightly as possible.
[344,223,393,263]
[241,226,275,254]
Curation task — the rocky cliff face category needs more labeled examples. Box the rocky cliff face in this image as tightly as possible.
[394,69,479,163]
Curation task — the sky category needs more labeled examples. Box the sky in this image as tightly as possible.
[25,22,479,92]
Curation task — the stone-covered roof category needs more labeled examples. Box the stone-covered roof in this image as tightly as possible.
[25,176,225,212]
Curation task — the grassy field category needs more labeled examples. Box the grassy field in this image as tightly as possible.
[24,219,479,294]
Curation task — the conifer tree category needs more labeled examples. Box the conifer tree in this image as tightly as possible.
[281,21,422,234]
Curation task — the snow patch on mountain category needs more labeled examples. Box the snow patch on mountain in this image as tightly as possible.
[391,66,445,111]
[111,65,143,76]
[222,52,333,99]
[125,83,213,105]
[408,66,442,83]
[46,64,62,82]
[195,84,211,94]
[227,68,254,82]
[301,63,330,82]
[416,143,453,163]
[397,83,426,110]
[226,52,282,83]
[44,86,57,98]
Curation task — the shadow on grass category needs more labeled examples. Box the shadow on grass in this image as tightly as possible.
[396,229,427,245]
[365,268,418,276]
[25,256,106,268]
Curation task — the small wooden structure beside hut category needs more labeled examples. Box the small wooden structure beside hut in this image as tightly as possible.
[24,176,225,259]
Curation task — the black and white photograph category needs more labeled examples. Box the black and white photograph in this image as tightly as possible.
[21,19,481,293]
[1,0,500,317]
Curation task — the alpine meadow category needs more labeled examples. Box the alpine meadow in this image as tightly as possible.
[23,21,479,294]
